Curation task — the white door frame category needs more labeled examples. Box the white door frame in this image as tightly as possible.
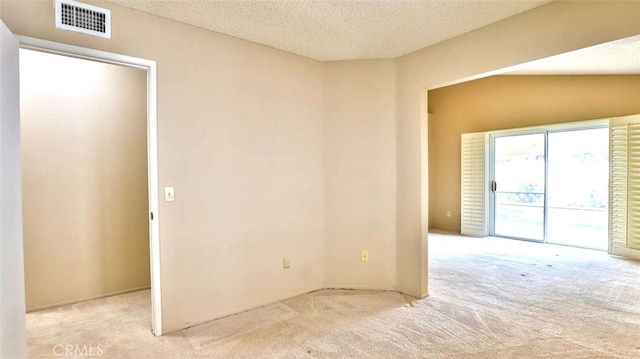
[16,36,163,336]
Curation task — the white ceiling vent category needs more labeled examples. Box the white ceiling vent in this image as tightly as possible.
[55,0,111,39]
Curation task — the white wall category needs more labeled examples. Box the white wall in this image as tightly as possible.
[0,19,27,359]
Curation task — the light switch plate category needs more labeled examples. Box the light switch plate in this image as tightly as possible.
[164,187,175,202]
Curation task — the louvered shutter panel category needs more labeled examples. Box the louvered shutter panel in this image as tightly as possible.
[609,121,627,248]
[461,132,488,237]
[609,115,640,259]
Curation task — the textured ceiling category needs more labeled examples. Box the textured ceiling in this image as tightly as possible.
[104,0,552,61]
[506,39,640,75]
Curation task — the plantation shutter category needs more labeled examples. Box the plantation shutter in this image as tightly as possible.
[461,132,488,237]
[609,114,640,260]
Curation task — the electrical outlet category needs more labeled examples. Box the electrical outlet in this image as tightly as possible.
[446,211,451,217]
[283,257,290,269]
[361,250,369,262]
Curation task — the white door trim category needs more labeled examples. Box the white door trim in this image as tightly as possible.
[16,36,163,336]
[1,20,28,358]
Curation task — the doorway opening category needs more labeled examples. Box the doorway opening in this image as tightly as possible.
[17,36,162,335]
[20,48,150,308]
[490,125,609,250]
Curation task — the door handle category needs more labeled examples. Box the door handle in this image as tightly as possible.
[490,180,497,192]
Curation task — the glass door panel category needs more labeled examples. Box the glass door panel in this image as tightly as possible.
[493,134,545,241]
[547,128,609,250]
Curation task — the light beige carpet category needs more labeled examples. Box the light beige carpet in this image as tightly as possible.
[27,233,640,358]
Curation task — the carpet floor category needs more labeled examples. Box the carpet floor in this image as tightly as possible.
[27,233,640,358]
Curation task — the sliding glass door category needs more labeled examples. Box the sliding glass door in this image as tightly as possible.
[490,126,608,249]
[547,128,609,250]
[493,133,546,241]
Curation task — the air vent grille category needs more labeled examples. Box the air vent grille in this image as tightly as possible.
[55,0,111,39]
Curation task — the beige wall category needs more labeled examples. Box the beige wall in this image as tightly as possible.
[323,60,396,289]
[2,0,324,332]
[20,49,149,311]
[428,75,640,233]
[396,0,640,298]
[2,0,640,334]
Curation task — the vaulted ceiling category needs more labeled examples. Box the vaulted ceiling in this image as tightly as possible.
[506,39,640,75]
